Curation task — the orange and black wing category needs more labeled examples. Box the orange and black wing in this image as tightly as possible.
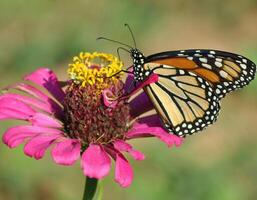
[143,50,256,136]
[145,49,256,99]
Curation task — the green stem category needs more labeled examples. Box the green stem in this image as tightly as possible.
[82,177,98,200]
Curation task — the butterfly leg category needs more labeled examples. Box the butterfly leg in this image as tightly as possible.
[108,69,134,78]
[95,69,133,79]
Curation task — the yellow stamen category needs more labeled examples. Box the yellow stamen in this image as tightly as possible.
[68,52,123,88]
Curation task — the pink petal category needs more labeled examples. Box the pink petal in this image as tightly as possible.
[3,125,62,148]
[104,146,133,187]
[0,93,52,114]
[126,115,183,147]
[113,140,145,160]
[24,134,61,160]
[0,108,32,121]
[11,83,55,102]
[51,139,81,165]
[0,96,62,127]
[115,153,133,187]
[81,144,111,179]
[10,83,63,116]
[0,98,35,121]
[129,92,153,118]
[29,113,62,128]
[0,97,35,115]
[0,113,6,119]
[24,68,65,103]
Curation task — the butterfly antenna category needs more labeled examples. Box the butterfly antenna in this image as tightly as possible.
[124,23,137,48]
[117,46,130,60]
[97,37,133,49]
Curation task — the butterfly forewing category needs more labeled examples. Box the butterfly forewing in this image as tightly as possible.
[145,49,256,99]
[144,64,220,136]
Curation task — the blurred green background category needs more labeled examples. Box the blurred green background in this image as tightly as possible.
[0,0,257,199]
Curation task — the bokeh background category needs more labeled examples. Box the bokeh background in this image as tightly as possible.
[0,0,257,199]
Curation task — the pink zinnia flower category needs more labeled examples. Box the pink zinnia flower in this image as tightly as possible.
[0,52,182,187]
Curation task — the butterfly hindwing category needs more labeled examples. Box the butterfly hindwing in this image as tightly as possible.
[144,63,220,136]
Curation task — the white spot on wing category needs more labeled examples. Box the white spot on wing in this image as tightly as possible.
[202,63,212,69]
[219,70,228,78]
[194,53,201,57]
[224,82,229,86]
[177,53,184,56]
[216,88,221,94]
[215,61,223,68]
[242,59,247,63]
[199,57,208,63]
[240,63,247,69]
[179,70,185,75]
[208,54,215,58]
[189,72,196,76]
[145,71,150,76]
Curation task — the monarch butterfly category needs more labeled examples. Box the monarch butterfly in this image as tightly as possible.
[99,24,256,137]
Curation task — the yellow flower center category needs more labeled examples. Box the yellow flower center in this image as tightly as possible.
[68,52,123,89]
